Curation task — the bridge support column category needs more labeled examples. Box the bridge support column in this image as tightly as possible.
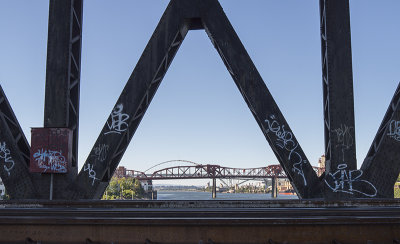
[212,178,217,199]
[271,177,278,198]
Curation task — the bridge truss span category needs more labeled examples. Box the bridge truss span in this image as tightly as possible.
[126,164,323,181]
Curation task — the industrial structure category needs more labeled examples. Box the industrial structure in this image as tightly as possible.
[0,0,400,243]
[114,163,324,198]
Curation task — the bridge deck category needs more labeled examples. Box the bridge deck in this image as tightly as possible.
[0,200,399,243]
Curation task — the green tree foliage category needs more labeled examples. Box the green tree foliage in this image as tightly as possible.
[394,174,400,198]
[102,177,145,200]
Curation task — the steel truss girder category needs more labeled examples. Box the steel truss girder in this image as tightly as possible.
[44,0,82,168]
[0,86,37,199]
[361,82,400,197]
[319,0,357,180]
[66,0,321,199]
[41,0,83,199]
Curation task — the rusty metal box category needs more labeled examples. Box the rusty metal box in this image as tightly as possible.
[30,128,72,174]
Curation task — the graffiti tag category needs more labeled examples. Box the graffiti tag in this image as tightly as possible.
[84,163,99,186]
[105,104,129,135]
[333,124,354,149]
[333,124,354,161]
[0,142,15,176]
[324,164,377,197]
[265,115,307,186]
[33,149,67,173]
[388,120,400,141]
[91,144,109,162]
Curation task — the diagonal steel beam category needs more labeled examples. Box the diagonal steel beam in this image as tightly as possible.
[0,85,37,199]
[360,82,400,198]
[65,0,196,199]
[40,0,83,199]
[319,0,357,182]
[202,0,321,198]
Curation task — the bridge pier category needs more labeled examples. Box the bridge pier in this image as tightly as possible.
[271,177,278,198]
[212,178,217,199]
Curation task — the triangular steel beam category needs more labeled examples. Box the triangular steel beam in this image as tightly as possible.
[65,0,321,199]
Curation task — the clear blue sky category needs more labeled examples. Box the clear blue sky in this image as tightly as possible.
[0,1,399,184]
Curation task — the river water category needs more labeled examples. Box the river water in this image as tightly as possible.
[156,191,298,200]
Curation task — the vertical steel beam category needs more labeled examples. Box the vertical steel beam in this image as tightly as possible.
[0,86,37,199]
[271,177,278,198]
[212,178,217,199]
[202,0,322,198]
[41,0,83,199]
[319,0,357,197]
[360,83,400,198]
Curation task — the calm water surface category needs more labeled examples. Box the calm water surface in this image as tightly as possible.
[156,191,298,200]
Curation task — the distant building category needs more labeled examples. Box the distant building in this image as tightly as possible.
[317,155,326,176]
[278,179,293,192]
[113,166,153,191]
[114,166,127,178]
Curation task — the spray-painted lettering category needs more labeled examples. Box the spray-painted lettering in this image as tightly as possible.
[265,115,307,186]
[0,142,15,176]
[333,124,354,161]
[105,104,129,135]
[84,163,99,186]
[324,164,377,197]
[388,120,400,141]
[33,149,67,173]
[91,144,109,162]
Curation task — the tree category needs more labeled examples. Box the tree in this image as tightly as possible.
[102,177,145,200]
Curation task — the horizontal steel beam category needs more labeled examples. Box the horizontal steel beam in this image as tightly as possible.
[0,200,400,243]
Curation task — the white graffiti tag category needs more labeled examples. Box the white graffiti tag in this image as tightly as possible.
[388,120,400,141]
[33,149,67,173]
[0,142,15,176]
[333,124,354,161]
[265,115,307,186]
[84,163,99,186]
[324,164,377,197]
[333,124,354,149]
[91,144,109,162]
[105,104,129,135]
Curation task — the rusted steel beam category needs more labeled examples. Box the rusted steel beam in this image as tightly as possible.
[41,0,83,199]
[0,85,37,199]
[360,82,400,198]
[319,0,357,198]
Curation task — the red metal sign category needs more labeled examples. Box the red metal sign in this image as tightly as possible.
[30,128,72,174]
